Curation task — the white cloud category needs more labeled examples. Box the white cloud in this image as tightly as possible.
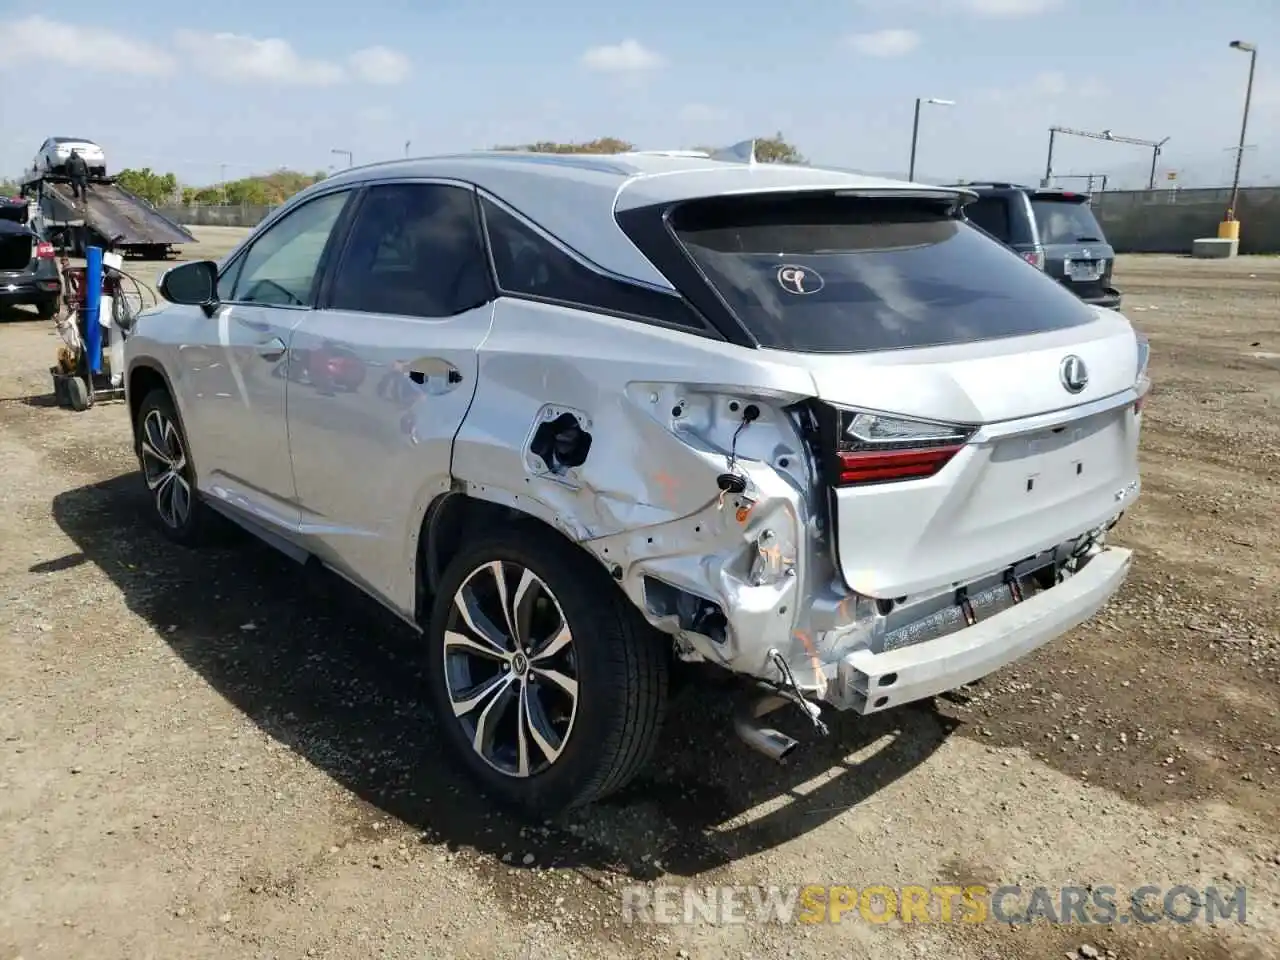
[3,17,175,76]
[348,46,411,85]
[958,0,1061,15]
[978,71,1107,103]
[580,39,664,73]
[845,29,921,58]
[171,31,411,87]
[174,30,345,85]
[854,0,1060,16]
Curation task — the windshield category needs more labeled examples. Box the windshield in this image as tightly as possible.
[1031,198,1105,244]
[669,193,1098,353]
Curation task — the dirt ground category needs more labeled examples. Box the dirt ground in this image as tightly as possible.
[1,231,1278,960]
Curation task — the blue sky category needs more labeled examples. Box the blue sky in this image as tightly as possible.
[3,0,1276,188]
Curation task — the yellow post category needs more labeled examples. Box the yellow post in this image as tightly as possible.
[1218,219,1241,240]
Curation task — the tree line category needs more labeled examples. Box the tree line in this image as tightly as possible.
[98,133,805,207]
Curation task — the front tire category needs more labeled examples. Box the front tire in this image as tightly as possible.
[134,388,212,546]
[425,527,669,814]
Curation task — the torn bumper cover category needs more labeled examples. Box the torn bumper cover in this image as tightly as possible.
[822,546,1132,714]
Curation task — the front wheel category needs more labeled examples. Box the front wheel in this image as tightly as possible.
[134,389,214,546]
[425,528,669,814]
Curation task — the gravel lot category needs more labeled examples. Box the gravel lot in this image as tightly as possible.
[1,230,1278,960]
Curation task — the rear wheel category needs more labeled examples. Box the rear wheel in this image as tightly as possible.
[134,388,213,546]
[36,297,58,320]
[425,528,668,814]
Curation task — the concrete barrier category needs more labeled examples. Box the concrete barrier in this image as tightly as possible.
[1092,187,1280,255]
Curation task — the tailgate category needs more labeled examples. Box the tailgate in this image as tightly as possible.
[801,316,1142,597]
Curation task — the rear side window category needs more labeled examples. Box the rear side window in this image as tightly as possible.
[1031,198,1106,245]
[480,197,706,330]
[669,193,1098,353]
[963,196,1011,242]
[329,183,492,318]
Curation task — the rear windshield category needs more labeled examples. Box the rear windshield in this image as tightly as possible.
[669,193,1098,353]
[1031,197,1105,245]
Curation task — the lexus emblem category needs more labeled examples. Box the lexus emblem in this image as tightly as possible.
[1060,355,1089,394]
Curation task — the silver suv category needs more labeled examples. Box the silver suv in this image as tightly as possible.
[123,145,1149,813]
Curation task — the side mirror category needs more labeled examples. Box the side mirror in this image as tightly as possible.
[159,260,219,313]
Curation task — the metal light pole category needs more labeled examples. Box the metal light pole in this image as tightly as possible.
[404,140,412,158]
[331,148,353,168]
[1227,40,1258,221]
[908,98,954,182]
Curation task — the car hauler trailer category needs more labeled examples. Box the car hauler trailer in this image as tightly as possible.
[23,174,195,260]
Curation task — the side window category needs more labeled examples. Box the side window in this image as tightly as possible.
[328,183,492,318]
[217,256,244,301]
[964,197,1011,243]
[480,197,705,329]
[230,191,349,307]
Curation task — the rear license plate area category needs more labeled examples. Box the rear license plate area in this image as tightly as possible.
[1066,259,1102,282]
[992,411,1123,500]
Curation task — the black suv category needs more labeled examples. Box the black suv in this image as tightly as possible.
[0,197,61,319]
[956,183,1121,310]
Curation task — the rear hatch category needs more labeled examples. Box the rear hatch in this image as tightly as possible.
[1029,191,1116,299]
[0,218,35,273]
[666,191,1144,598]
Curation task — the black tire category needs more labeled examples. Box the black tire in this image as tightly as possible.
[134,388,213,546]
[36,297,59,321]
[425,527,668,815]
[66,376,90,411]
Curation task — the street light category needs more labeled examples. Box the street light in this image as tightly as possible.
[331,148,353,168]
[908,97,955,182]
[404,140,412,158]
[1226,40,1258,222]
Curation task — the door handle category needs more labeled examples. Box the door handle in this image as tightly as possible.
[256,337,287,361]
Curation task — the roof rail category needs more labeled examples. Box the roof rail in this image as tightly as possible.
[627,149,712,158]
[709,139,758,165]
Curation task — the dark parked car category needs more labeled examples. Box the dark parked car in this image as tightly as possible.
[956,183,1121,310]
[0,198,61,319]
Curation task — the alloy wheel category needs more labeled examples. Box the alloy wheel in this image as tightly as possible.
[443,561,580,778]
[139,408,192,530]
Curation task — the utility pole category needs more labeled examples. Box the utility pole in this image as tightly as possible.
[1226,40,1258,220]
[404,140,412,158]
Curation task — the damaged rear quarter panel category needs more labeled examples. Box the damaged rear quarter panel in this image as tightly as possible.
[450,298,834,679]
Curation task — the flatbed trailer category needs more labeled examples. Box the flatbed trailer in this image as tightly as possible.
[24,174,195,260]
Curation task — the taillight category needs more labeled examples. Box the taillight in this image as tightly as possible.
[1022,250,1045,270]
[830,408,976,487]
[36,242,55,259]
[1134,332,1151,414]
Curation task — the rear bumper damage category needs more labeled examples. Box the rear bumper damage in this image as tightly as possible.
[825,545,1131,714]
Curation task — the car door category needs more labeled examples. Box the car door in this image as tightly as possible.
[286,180,496,611]
[177,188,353,533]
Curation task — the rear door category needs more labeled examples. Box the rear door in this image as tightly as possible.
[1030,193,1115,298]
[287,180,495,609]
[668,192,1142,598]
